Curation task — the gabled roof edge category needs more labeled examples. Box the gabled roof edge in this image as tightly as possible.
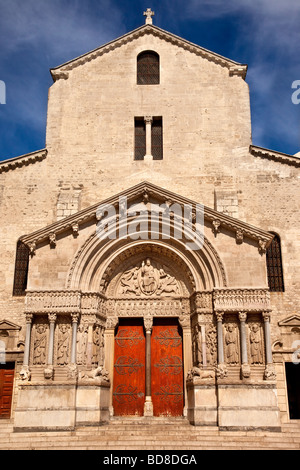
[50,24,248,82]
[250,145,300,168]
[0,149,47,174]
[19,181,273,254]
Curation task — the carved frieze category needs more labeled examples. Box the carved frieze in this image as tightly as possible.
[112,298,188,318]
[213,288,271,313]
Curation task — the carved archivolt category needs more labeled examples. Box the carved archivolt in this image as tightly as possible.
[66,232,227,294]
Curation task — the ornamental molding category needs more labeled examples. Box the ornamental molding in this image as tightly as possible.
[25,290,106,317]
[250,145,300,168]
[0,149,47,174]
[24,288,271,319]
[19,181,273,255]
[213,288,271,313]
[50,24,247,82]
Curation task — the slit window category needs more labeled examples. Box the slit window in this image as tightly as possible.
[13,241,29,296]
[266,233,284,292]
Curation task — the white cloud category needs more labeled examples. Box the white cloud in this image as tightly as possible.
[0,0,125,62]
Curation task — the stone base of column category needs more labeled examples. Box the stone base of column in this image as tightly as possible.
[241,363,251,379]
[144,154,153,162]
[144,396,154,417]
[44,365,54,380]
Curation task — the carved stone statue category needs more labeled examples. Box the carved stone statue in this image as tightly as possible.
[140,258,157,294]
[250,323,263,364]
[57,324,70,365]
[206,325,217,366]
[79,366,110,383]
[118,258,179,296]
[225,323,239,364]
[192,324,202,367]
[19,366,31,381]
[187,367,215,381]
[76,323,88,365]
[33,324,47,365]
[92,325,101,367]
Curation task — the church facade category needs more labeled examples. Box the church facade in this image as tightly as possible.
[0,10,299,432]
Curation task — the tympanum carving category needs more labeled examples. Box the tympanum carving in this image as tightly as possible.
[118,258,179,297]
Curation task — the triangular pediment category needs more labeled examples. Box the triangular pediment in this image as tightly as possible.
[19,181,273,254]
[278,315,300,327]
[0,320,21,331]
[50,24,247,82]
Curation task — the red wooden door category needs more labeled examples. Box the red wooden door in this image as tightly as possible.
[113,319,145,416]
[151,319,184,417]
[0,364,15,419]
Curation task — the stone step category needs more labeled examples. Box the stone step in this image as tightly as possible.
[0,420,299,450]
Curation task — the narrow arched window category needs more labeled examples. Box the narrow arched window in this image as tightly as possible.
[13,241,29,296]
[137,51,159,85]
[266,233,284,292]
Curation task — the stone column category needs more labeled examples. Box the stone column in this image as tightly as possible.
[263,312,276,380]
[104,317,119,416]
[144,317,153,417]
[216,312,227,379]
[179,315,192,417]
[86,320,95,369]
[144,116,153,160]
[239,312,250,378]
[22,314,33,369]
[44,313,57,379]
[70,313,79,364]
[200,324,207,367]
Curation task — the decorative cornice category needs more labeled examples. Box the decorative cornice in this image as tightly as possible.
[50,24,247,82]
[213,288,271,313]
[250,145,300,168]
[19,181,273,253]
[25,290,106,316]
[0,149,47,174]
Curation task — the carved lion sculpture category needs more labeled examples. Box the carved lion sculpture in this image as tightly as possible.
[19,367,31,381]
[79,366,109,382]
[187,367,215,381]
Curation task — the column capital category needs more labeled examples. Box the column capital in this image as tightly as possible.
[238,311,247,322]
[144,316,153,333]
[144,115,153,124]
[48,313,57,323]
[262,311,271,322]
[178,315,190,329]
[106,316,119,330]
[25,313,33,324]
[215,312,224,322]
[71,313,80,323]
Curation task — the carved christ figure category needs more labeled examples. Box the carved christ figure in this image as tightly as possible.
[140,258,157,294]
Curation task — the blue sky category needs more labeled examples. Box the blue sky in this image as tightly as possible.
[0,0,299,161]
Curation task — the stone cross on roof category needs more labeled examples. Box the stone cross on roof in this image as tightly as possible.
[143,8,155,25]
